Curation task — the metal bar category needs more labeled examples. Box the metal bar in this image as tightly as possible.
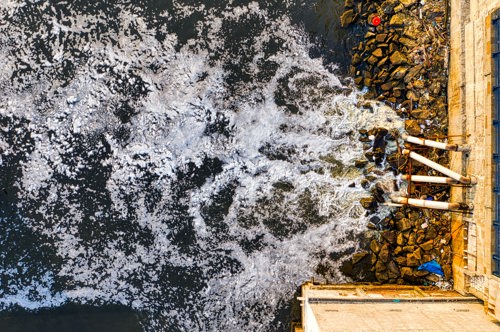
[402,134,470,152]
[402,149,477,184]
[402,174,459,184]
[390,196,472,211]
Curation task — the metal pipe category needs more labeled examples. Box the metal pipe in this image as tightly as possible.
[402,149,477,184]
[402,175,459,185]
[390,196,473,211]
[402,134,470,152]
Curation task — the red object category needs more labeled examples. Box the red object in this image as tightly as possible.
[372,15,381,26]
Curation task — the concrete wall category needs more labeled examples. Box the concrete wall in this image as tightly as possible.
[449,0,500,320]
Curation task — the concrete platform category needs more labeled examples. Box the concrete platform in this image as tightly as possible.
[295,283,500,332]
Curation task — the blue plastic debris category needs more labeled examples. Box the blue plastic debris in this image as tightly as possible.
[418,259,444,277]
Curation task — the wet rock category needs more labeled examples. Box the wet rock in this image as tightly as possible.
[344,0,354,8]
[341,9,357,27]
[355,159,369,168]
[370,239,382,254]
[352,252,369,264]
[361,197,378,210]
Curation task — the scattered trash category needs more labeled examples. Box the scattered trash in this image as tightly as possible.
[418,259,444,277]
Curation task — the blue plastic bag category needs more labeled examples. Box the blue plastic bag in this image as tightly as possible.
[417,259,444,277]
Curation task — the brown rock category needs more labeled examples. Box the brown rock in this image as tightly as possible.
[410,109,433,119]
[414,247,423,260]
[425,274,441,282]
[394,212,405,220]
[399,37,418,47]
[394,246,403,255]
[420,240,434,251]
[395,256,407,265]
[391,66,408,80]
[344,0,354,8]
[367,55,379,65]
[389,13,406,26]
[370,239,382,254]
[443,265,452,279]
[382,230,396,244]
[413,80,425,89]
[416,231,426,244]
[404,65,423,83]
[406,253,419,266]
[352,252,369,264]
[400,267,413,277]
[397,232,405,246]
[387,260,400,278]
[341,9,357,27]
[400,0,418,7]
[403,245,415,253]
[405,119,421,135]
[390,51,408,65]
[379,244,391,263]
[376,33,388,42]
[376,270,390,282]
[397,218,412,231]
[361,197,377,209]
[352,53,362,65]
[372,48,383,57]
[381,82,393,91]
[355,159,368,168]
[407,232,416,246]
[375,259,387,272]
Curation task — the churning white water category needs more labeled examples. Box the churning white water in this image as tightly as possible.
[0,1,402,331]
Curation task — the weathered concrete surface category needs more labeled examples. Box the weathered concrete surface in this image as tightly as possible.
[295,283,500,332]
[448,0,500,321]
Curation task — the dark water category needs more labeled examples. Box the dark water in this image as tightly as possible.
[0,304,142,332]
[0,1,399,331]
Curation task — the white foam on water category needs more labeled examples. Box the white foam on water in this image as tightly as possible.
[0,2,403,331]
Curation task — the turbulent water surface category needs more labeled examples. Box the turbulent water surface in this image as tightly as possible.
[0,1,402,331]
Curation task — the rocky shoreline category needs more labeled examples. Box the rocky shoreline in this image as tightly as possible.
[340,0,453,284]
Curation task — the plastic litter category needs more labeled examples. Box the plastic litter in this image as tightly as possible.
[417,259,444,277]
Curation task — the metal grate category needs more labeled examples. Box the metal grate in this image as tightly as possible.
[492,10,500,276]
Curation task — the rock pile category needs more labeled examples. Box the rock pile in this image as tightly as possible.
[343,0,448,138]
[341,0,453,284]
[344,206,452,283]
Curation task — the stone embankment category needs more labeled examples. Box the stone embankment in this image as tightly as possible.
[341,0,453,284]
